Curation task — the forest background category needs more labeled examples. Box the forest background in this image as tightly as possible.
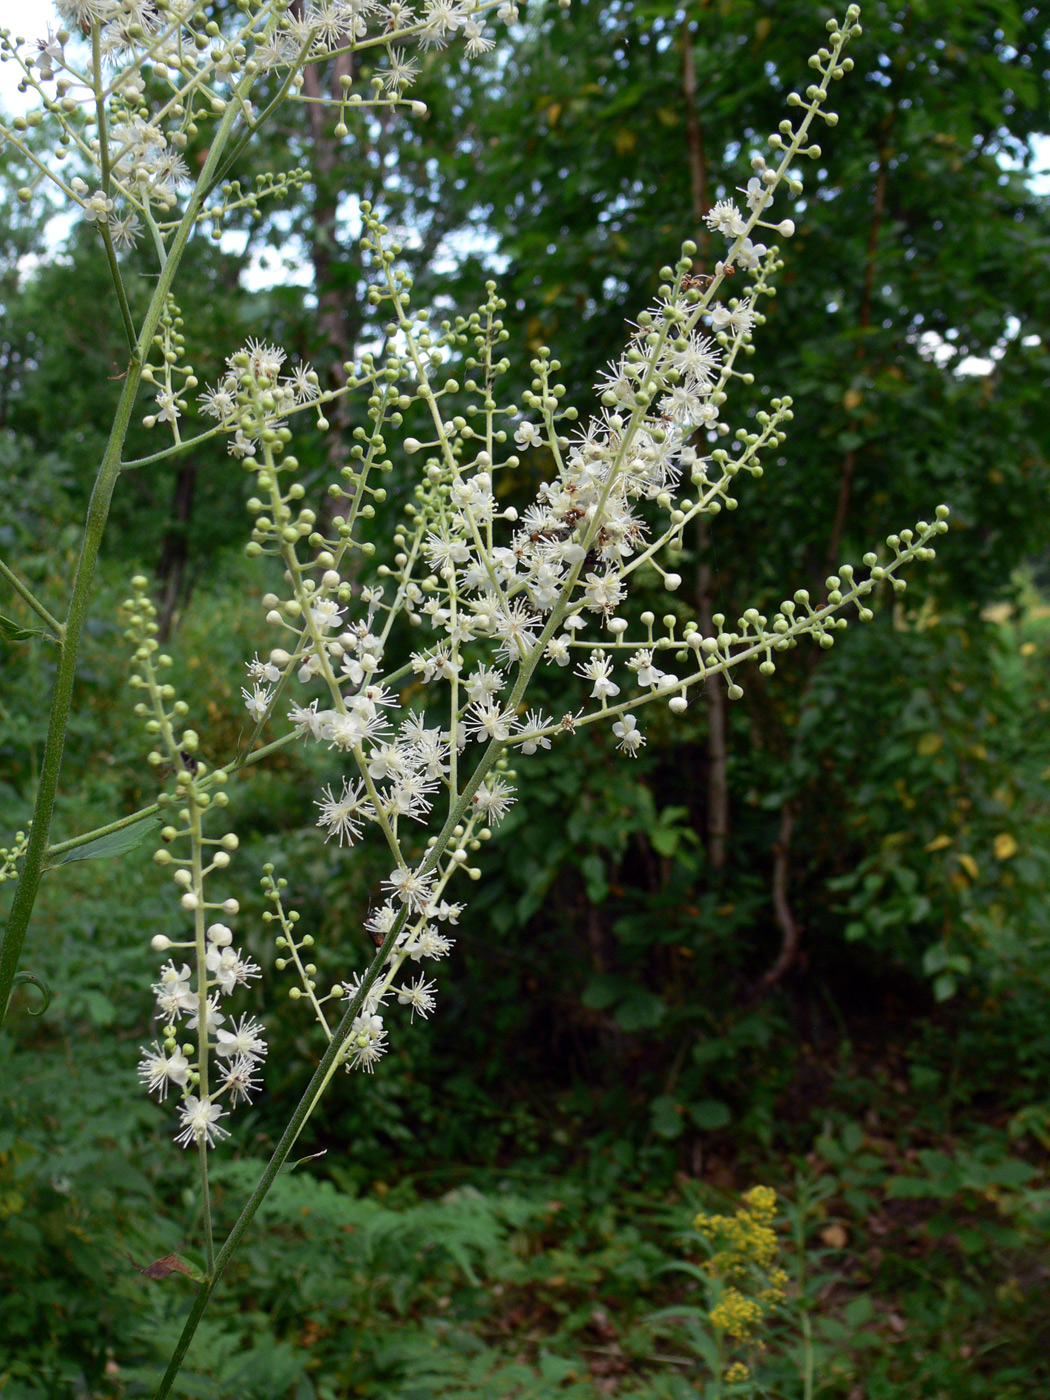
[2,0,1050,1395]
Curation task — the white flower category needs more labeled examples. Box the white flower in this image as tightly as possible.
[669,334,721,390]
[220,1055,262,1106]
[405,925,454,960]
[309,597,345,633]
[612,713,645,756]
[186,993,225,1033]
[205,943,261,996]
[152,390,179,425]
[33,28,63,80]
[247,653,282,684]
[629,650,666,689]
[384,865,436,911]
[346,1012,387,1072]
[545,636,571,666]
[215,1014,268,1062]
[238,338,287,380]
[472,776,516,825]
[228,429,258,459]
[83,190,114,224]
[425,900,463,924]
[463,665,504,704]
[406,725,450,781]
[289,700,326,739]
[463,701,517,743]
[709,303,756,337]
[743,175,771,212]
[577,651,620,701]
[242,684,272,722]
[397,974,437,1020]
[517,709,553,754]
[383,46,419,90]
[367,742,408,782]
[366,903,399,939]
[582,572,625,615]
[322,709,372,750]
[705,199,747,238]
[175,1095,230,1149]
[418,0,466,47]
[658,385,706,426]
[463,17,494,54]
[732,237,768,271]
[385,770,437,822]
[138,1043,190,1100]
[152,961,195,1020]
[283,363,320,402]
[109,212,141,250]
[199,380,237,420]
[514,421,543,449]
[489,599,540,663]
[316,778,372,846]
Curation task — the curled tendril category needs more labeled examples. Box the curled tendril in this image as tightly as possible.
[13,970,52,1016]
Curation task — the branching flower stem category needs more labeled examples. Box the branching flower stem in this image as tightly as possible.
[0,72,257,1024]
[152,698,514,1397]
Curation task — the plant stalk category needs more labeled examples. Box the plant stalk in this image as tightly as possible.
[0,76,255,1026]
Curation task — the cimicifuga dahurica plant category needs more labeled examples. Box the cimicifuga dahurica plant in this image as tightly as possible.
[0,0,949,1388]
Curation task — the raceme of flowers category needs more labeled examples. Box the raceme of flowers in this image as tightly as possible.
[1,0,545,258]
[123,580,264,1152]
[107,6,949,1155]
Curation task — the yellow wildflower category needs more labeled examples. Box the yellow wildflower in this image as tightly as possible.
[709,1286,764,1340]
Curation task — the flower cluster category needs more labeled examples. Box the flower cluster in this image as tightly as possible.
[122,578,266,1149]
[2,0,556,259]
[262,863,462,1073]
[115,4,949,1127]
[152,6,947,1090]
[692,1186,788,1365]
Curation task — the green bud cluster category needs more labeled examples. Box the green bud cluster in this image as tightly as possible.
[0,822,32,884]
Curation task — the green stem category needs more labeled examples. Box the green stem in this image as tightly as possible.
[153,714,513,1394]
[795,1190,814,1400]
[92,22,136,351]
[47,805,161,859]
[151,903,407,1400]
[0,558,63,635]
[0,76,255,1026]
[100,223,138,351]
[189,793,215,1274]
[45,729,299,861]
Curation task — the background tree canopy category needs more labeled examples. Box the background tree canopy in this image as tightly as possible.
[3,1,1050,1395]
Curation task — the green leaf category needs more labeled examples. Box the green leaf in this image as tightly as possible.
[581,972,622,1011]
[0,613,45,642]
[688,1099,732,1131]
[580,853,608,903]
[614,987,666,1032]
[932,972,957,1002]
[650,1095,684,1139]
[54,817,155,866]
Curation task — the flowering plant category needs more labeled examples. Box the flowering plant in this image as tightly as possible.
[0,0,947,1389]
